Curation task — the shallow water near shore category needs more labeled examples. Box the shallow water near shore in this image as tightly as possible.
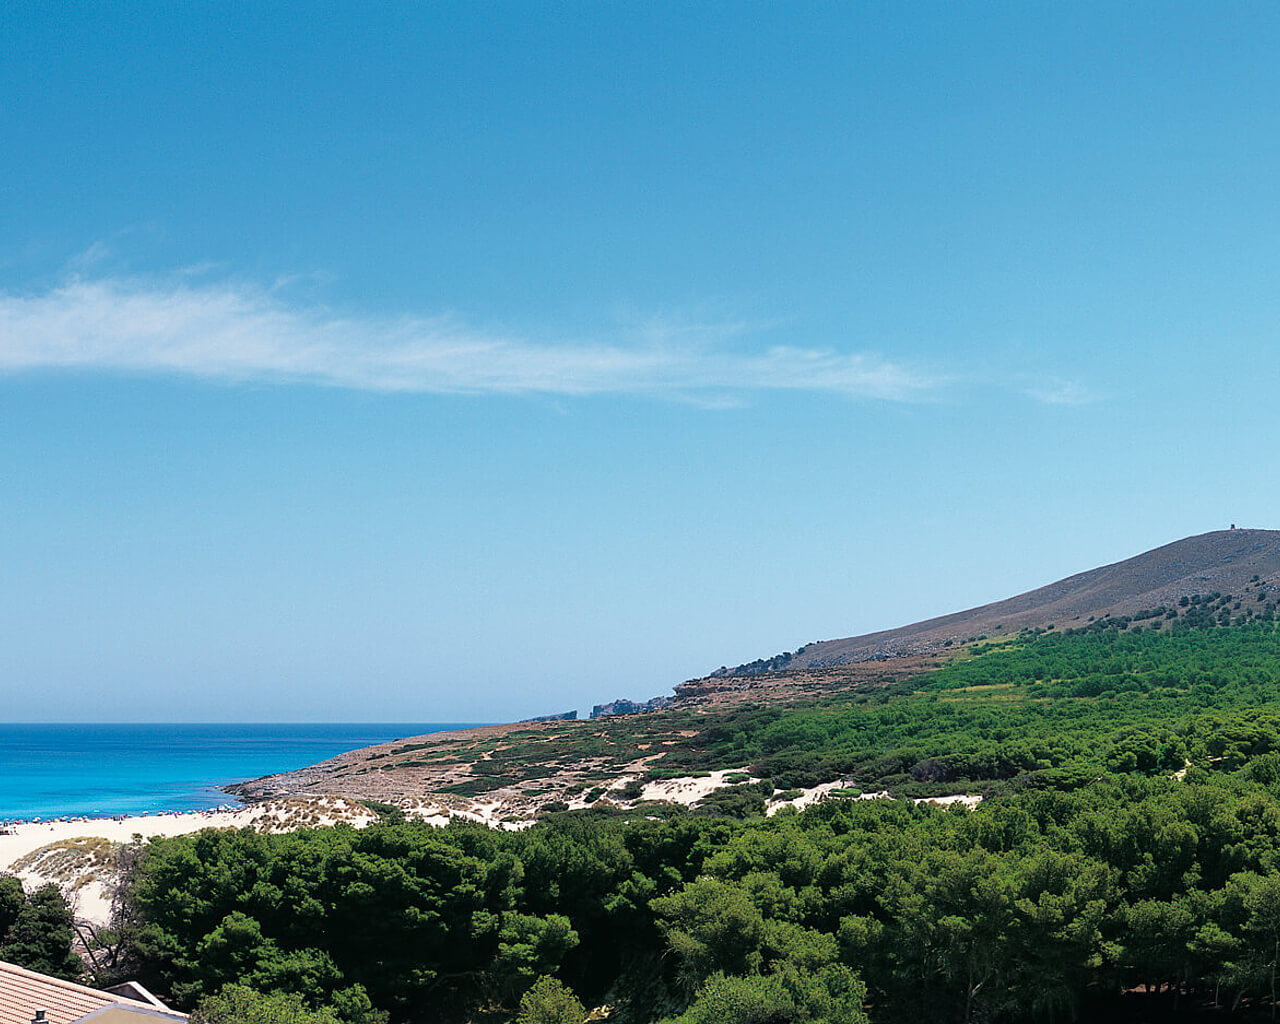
[0,723,477,821]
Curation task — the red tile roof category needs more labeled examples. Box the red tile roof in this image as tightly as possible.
[0,962,185,1024]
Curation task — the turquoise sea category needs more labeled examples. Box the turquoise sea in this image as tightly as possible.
[0,723,479,822]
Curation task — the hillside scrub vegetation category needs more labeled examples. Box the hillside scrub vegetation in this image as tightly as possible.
[114,617,1280,1022]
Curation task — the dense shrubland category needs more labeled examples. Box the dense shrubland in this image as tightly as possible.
[104,618,1280,1020]
[663,619,1280,793]
[0,875,82,980]
[124,774,1280,1023]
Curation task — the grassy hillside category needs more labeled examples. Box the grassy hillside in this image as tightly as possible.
[667,604,1280,796]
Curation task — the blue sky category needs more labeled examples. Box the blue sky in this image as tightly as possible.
[2,3,1279,721]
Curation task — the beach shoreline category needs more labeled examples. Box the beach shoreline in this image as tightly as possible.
[0,803,253,851]
[0,800,244,830]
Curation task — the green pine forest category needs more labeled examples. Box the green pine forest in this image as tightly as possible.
[16,594,1280,1022]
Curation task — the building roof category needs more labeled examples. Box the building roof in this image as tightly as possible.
[68,1009,186,1023]
[0,961,185,1024]
[98,985,166,1011]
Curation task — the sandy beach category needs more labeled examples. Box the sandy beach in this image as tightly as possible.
[1,807,257,860]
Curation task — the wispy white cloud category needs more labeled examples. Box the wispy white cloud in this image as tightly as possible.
[0,276,938,402]
[66,241,112,273]
[1022,378,1100,406]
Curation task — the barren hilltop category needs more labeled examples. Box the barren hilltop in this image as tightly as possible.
[715,527,1280,675]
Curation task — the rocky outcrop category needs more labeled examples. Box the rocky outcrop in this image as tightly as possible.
[672,678,753,698]
[590,696,672,718]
